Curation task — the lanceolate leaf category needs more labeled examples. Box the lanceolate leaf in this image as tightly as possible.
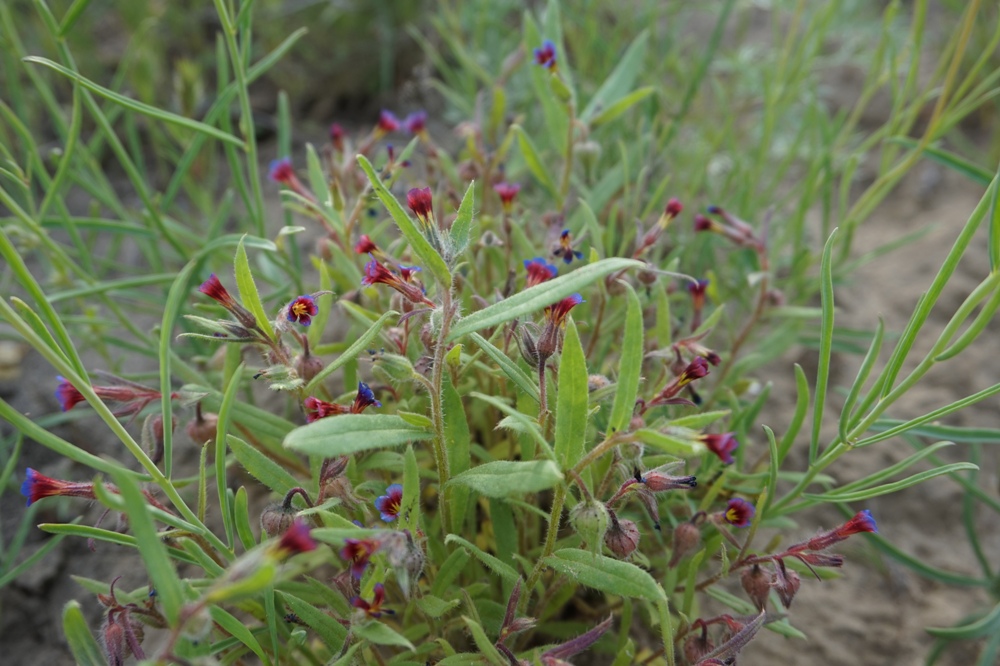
[555,318,588,470]
[544,549,665,602]
[229,435,299,497]
[470,332,540,402]
[356,155,452,288]
[581,30,650,122]
[234,237,275,340]
[305,310,397,392]
[444,535,520,583]
[284,414,432,456]
[448,258,645,341]
[450,181,476,255]
[448,460,563,498]
[607,282,643,434]
[62,601,106,666]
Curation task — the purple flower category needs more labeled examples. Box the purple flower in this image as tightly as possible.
[723,498,755,527]
[286,295,318,326]
[524,257,558,287]
[533,39,557,69]
[374,483,403,522]
[351,382,382,414]
[701,432,739,465]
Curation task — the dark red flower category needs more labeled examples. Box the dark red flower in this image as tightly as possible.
[329,123,345,152]
[21,468,96,506]
[533,39,557,69]
[268,158,295,185]
[198,273,239,310]
[524,257,558,287]
[274,518,317,557]
[544,293,584,327]
[352,582,392,618]
[403,111,427,135]
[494,182,521,212]
[354,235,378,255]
[303,396,350,423]
[374,484,402,522]
[56,375,168,418]
[406,187,434,225]
[800,510,878,551]
[701,432,739,465]
[723,497,755,527]
[665,198,683,217]
[286,295,318,326]
[694,213,719,233]
[340,537,381,578]
[361,254,434,306]
[377,110,400,134]
[678,357,710,386]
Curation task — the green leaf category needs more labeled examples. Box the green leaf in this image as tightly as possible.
[513,125,558,199]
[62,601,106,666]
[284,414,432,456]
[305,310,397,392]
[810,230,837,462]
[416,595,461,619]
[431,548,471,598]
[634,429,707,457]
[209,606,271,665]
[470,391,553,459]
[356,155,452,287]
[234,236,275,340]
[581,30,650,122]
[667,410,730,430]
[470,332,540,402]
[803,462,977,502]
[229,435,300,497]
[887,137,993,185]
[448,460,563,498]
[590,87,656,127]
[555,319,588,470]
[927,602,1000,639]
[450,181,476,255]
[24,56,243,147]
[448,258,644,341]
[108,468,185,624]
[279,591,349,650]
[463,617,509,666]
[444,535,520,584]
[543,549,665,601]
[354,619,415,649]
[402,444,421,536]
[608,283,643,434]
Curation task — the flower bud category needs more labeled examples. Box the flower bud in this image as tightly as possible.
[569,500,610,553]
[587,374,610,392]
[186,403,218,445]
[260,503,296,539]
[668,522,701,567]
[518,327,542,369]
[683,630,715,664]
[772,561,801,608]
[637,268,658,285]
[604,513,640,559]
[741,564,771,611]
[294,350,324,383]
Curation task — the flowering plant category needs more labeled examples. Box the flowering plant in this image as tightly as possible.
[1,1,999,665]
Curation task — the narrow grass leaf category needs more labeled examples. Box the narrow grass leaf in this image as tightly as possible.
[448,258,644,341]
[590,87,656,127]
[809,230,837,463]
[607,283,643,434]
[357,155,451,287]
[284,414,432,457]
[887,137,993,185]
[208,606,270,665]
[108,468,184,623]
[581,30,649,122]
[443,375,471,534]
[24,57,243,146]
[234,237,276,340]
[804,462,978,502]
[431,548,471,598]
[62,601,106,666]
[448,460,563,498]
[470,332,540,402]
[444,535,520,584]
[555,319,588,470]
[470,391,553,459]
[926,602,1000,640]
[544,549,665,601]
[634,429,706,457]
[513,125,558,199]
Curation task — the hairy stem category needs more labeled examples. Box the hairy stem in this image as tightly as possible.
[430,291,457,533]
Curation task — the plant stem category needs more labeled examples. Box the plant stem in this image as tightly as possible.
[430,291,457,533]
[522,483,566,610]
